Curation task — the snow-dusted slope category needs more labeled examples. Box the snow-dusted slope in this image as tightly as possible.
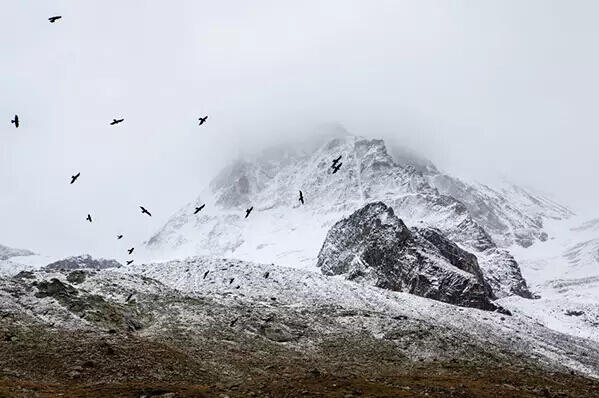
[499,216,599,342]
[147,135,570,299]
[120,256,599,377]
[428,175,573,247]
[0,243,44,276]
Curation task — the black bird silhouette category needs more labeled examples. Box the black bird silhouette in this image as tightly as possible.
[140,206,152,216]
[332,162,342,174]
[263,271,270,279]
[332,155,342,166]
[203,270,209,279]
[128,247,134,255]
[298,190,304,205]
[10,115,19,128]
[117,234,123,240]
[48,16,62,23]
[110,118,124,125]
[126,293,134,302]
[70,172,80,184]
[198,116,208,126]
[126,260,134,265]
[245,207,253,218]
[229,317,238,327]
[86,214,92,223]
[229,277,235,284]
[194,204,206,214]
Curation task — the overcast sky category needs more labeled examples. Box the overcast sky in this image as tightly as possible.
[1,1,598,258]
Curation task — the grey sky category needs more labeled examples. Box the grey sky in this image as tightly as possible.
[1,1,598,258]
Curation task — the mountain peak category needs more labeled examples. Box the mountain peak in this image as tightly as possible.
[146,131,570,299]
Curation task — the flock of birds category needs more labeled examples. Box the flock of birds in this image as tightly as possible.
[8,14,345,267]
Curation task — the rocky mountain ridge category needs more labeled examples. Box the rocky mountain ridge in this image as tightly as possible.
[146,134,571,299]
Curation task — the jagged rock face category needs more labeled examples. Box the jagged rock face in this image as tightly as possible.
[317,202,501,312]
[0,243,34,261]
[413,227,494,299]
[146,133,571,298]
[45,255,121,271]
[428,175,573,247]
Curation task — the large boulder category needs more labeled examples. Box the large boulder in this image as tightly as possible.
[317,202,502,312]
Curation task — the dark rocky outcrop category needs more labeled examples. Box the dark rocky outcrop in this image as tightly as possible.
[66,270,88,284]
[413,227,495,299]
[317,202,503,312]
[34,278,146,331]
[45,254,121,271]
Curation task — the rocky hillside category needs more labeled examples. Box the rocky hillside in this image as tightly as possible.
[146,134,570,298]
[2,259,599,396]
[317,202,499,311]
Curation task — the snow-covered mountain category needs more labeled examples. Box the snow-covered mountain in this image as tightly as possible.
[0,243,40,276]
[3,133,597,393]
[146,134,571,299]
[0,243,34,261]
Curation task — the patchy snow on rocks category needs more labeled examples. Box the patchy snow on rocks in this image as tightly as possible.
[118,256,599,377]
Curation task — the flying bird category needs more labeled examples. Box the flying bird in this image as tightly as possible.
[117,234,123,240]
[140,206,152,216]
[332,162,342,174]
[298,190,304,205]
[203,270,209,279]
[70,172,80,184]
[229,317,238,327]
[229,278,235,284]
[194,204,206,214]
[126,260,134,265]
[126,293,134,302]
[245,207,253,218]
[332,155,342,166]
[10,115,19,128]
[263,271,270,279]
[127,248,134,255]
[198,116,208,126]
[110,118,124,125]
[48,16,62,23]
[86,214,92,223]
